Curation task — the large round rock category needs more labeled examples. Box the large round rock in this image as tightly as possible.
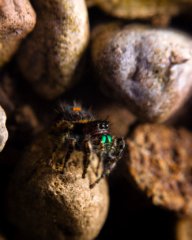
[92,24,192,122]
[7,133,109,240]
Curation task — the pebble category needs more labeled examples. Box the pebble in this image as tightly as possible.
[92,24,192,122]
[17,0,89,99]
[8,132,109,240]
[0,0,36,67]
[125,124,192,215]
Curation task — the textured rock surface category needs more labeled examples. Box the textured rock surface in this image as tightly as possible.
[17,0,89,99]
[92,24,192,122]
[0,0,36,67]
[0,106,8,151]
[125,124,192,215]
[89,0,192,25]
[8,132,109,240]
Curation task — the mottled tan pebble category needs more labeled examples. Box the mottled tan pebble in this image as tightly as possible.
[17,0,89,99]
[92,24,192,122]
[8,133,109,240]
[125,124,192,215]
[0,0,36,67]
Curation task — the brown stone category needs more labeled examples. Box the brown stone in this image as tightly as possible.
[8,132,109,240]
[17,0,89,99]
[125,124,192,215]
[92,0,192,26]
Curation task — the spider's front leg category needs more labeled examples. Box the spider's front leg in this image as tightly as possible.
[49,134,66,170]
[90,137,125,188]
[89,162,114,189]
[82,140,93,179]
[49,135,77,173]
[96,150,105,177]
[90,156,118,188]
[60,138,77,172]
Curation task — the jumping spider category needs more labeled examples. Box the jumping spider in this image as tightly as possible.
[49,104,125,188]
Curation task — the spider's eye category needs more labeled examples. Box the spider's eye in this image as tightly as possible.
[98,122,109,130]
[99,123,105,129]
[101,134,112,144]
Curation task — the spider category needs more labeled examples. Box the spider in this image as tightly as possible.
[49,103,125,188]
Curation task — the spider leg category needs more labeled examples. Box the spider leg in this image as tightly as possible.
[113,137,125,158]
[82,140,93,178]
[90,142,121,188]
[96,151,104,177]
[106,137,125,165]
[90,161,116,188]
[49,151,58,170]
[89,171,106,189]
[89,167,109,189]
[61,138,76,173]
[49,135,65,169]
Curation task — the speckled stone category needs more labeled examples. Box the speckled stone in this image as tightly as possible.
[7,132,109,240]
[125,124,192,215]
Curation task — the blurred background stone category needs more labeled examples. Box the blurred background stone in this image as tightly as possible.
[17,0,89,99]
[92,24,192,122]
[86,0,192,26]
[125,124,192,215]
[0,0,36,67]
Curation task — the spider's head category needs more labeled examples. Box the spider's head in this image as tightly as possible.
[84,120,125,158]
[94,120,109,135]
[83,120,113,147]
